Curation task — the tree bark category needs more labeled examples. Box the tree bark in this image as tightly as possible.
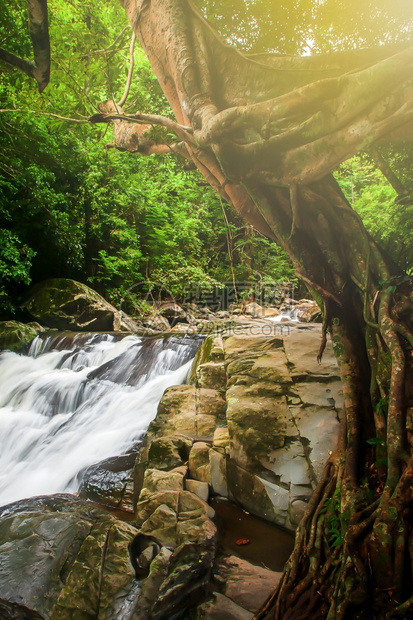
[3,2,413,614]
[0,0,50,92]
[113,1,413,617]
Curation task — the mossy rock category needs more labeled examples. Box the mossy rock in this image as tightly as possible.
[0,494,139,619]
[188,335,224,384]
[0,321,39,351]
[226,460,277,523]
[22,278,138,332]
[148,435,192,470]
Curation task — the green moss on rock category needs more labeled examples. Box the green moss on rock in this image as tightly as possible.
[0,321,39,351]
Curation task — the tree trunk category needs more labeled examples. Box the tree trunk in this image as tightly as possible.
[116,1,413,616]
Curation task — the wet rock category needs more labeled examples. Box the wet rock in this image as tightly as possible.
[154,385,197,437]
[138,322,342,543]
[209,450,228,497]
[177,510,217,546]
[22,278,139,332]
[188,442,211,484]
[170,323,195,333]
[243,303,280,319]
[283,327,339,378]
[224,333,283,358]
[226,348,292,387]
[78,452,136,509]
[188,335,225,384]
[243,302,264,317]
[261,307,281,318]
[297,304,322,323]
[290,405,341,482]
[141,504,178,546]
[147,435,192,470]
[132,546,173,619]
[216,311,230,319]
[227,388,293,466]
[151,542,216,620]
[293,380,343,409]
[259,439,311,489]
[141,467,186,494]
[213,554,282,612]
[155,385,225,440]
[0,494,138,620]
[289,498,308,526]
[227,461,284,524]
[185,479,209,502]
[143,314,171,331]
[197,362,226,391]
[137,486,217,549]
[0,321,40,352]
[213,427,230,450]
[136,489,180,524]
[157,301,189,326]
[178,490,215,521]
[196,592,253,619]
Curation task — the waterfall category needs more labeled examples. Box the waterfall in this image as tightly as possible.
[0,332,201,507]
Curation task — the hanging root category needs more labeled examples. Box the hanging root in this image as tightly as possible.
[317,299,331,363]
[255,291,413,620]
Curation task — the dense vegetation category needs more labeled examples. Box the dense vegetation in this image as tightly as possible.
[2,1,413,618]
[0,0,296,317]
[1,0,411,319]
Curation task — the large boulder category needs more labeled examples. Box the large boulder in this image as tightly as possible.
[143,314,171,332]
[243,302,280,319]
[0,320,42,351]
[0,494,221,620]
[22,278,139,332]
[141,323,342,530]
[213,554,282,612]
[195,555,282,619]
[156,301,192,326]
[223,324,342,529]
[0,494,139,619]
[152,384,226,440]
[196,592,253,620]
[78,452,137,512]
[296,304,322,323]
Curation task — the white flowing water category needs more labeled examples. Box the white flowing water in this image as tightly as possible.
[267,309,299,322]
[0,332,200,507]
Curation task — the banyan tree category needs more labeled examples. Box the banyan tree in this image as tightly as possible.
[2,0,413,617]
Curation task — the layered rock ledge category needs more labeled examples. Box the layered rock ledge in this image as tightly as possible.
[0,318,341,618]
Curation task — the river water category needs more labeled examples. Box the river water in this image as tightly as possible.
[0,332,200,507]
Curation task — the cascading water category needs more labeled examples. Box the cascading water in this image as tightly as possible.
[268,309,299,322]
[0,331,201,507]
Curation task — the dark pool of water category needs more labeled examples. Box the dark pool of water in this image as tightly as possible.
[211,498,295,572]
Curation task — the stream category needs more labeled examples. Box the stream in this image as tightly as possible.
[0,331,200,507]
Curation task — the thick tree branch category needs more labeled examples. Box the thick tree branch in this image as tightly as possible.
[0,0,50,92]
[368,147,411,200]
[88,110,194,143]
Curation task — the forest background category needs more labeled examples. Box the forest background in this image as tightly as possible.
[1,0,412,319]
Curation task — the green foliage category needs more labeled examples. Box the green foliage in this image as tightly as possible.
[335,154,413,272]
[367,433,388,469]
[0,0,296,317]
[1,0,411,319]
[0,227,35,314]
[196,0,413,54]
[321,489,350,549]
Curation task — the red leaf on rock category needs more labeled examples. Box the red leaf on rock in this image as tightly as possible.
[235,538,250,546]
